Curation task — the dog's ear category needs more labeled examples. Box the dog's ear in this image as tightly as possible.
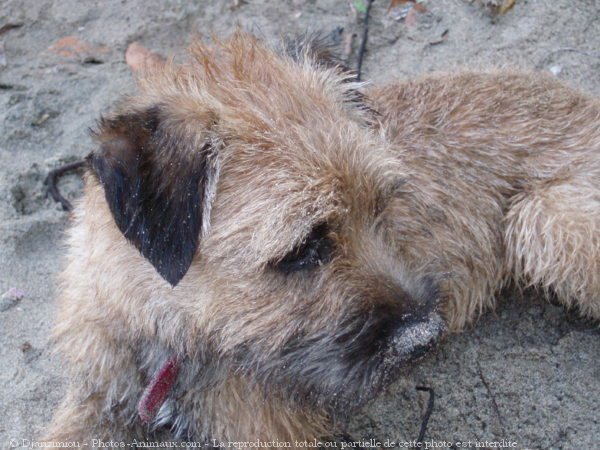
[87,106,218,286]
[284,31,378,124]
[284,30,356,77]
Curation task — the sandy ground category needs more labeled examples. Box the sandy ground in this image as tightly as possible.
[0,1,599,449]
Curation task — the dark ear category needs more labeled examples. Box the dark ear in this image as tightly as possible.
[87,106,217,286]
[284,31,379,123]
[284,30,356,77]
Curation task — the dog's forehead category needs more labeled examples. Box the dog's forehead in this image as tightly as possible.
[202,128,389,266]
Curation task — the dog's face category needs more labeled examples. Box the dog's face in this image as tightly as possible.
[88,33,444,411]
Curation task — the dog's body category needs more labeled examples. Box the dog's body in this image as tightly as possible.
[46,33,600,446]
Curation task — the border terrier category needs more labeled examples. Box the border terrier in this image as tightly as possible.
[45,31,600,446]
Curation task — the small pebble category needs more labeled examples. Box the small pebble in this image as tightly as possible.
[0,287,25,312]
[549,65,562,76]
[20,341,32,353]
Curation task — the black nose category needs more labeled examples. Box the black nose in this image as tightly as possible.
[388,311,446,364]
[384,277,446,363]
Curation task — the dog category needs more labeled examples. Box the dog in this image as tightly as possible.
[44,31,600,446]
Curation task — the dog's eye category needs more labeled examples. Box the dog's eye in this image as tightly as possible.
[273,224,333,274]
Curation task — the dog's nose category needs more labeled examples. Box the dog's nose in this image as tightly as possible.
[384,278,446,363]
[389,310,446,364]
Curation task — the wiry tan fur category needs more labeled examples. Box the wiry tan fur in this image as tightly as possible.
[45,32,600,447]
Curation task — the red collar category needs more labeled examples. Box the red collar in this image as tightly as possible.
[138,355,182,424]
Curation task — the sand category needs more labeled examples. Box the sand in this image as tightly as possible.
[0,1,598,448]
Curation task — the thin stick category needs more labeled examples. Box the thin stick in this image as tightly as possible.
[415,385,435,443]
[476,361,506,431]
[548,47,600,59]
[356,0,374,81]
[45,160,86,211]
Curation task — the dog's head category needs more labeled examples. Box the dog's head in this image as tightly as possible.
[87,32,445,411]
